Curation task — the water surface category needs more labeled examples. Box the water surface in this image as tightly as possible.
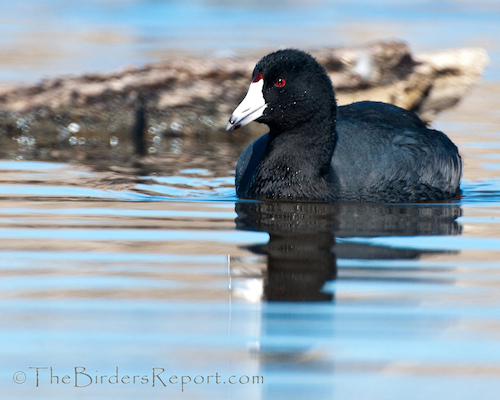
[1,86,500,398]
[0,0,499,83]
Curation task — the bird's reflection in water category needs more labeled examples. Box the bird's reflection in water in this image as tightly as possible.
[235,201,462,302]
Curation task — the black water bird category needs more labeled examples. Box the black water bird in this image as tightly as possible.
[226,49,462,203]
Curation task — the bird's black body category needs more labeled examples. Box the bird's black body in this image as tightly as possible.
[229,49,462,203]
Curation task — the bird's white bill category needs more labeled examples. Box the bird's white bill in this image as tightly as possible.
[226,79,266,131]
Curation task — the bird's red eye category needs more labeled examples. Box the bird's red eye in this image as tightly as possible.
[252,72,263,83]
[275,78,286,87]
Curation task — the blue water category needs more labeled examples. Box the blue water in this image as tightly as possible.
[0,158,499,399]
[0,0,499,82]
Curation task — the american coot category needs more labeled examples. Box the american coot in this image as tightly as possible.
[226,49,462,203]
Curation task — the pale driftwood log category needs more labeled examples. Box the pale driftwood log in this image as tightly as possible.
[323,43,489,122]
[0,41,488,149]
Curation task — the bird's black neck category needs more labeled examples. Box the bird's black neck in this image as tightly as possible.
[249,106,337,200]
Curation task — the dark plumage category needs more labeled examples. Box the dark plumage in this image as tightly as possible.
[227,49,462,203]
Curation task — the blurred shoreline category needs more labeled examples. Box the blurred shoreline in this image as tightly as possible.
[0,41,488,168]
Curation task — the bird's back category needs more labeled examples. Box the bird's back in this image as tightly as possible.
[331,101,462,202]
